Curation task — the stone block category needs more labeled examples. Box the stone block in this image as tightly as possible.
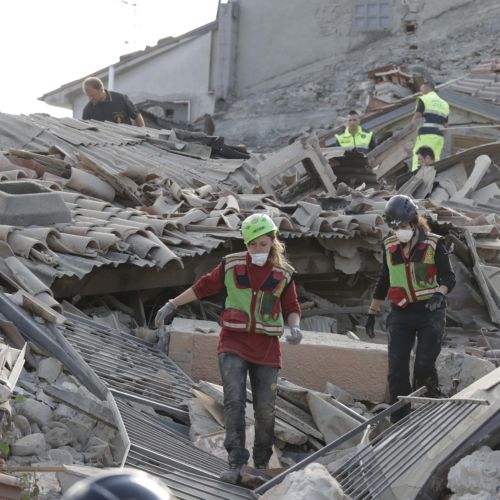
[54,403,78,421]
[91,422,117,444]
[437,350,496,396]
[169,352,193,375]
[46,425,73,448]
[47,448,74,465]
[13,415,31,436]
[186,327,388,402]
[261,462,344,500]
[15,398,54,426]
[37,357,63,383]
[280,337,388,402]
[61,418,93,447]
[448,447,500,497]
[84,437,114,466]
[190,334,221,383]
[11,433,46,456]
[169,331,194,355]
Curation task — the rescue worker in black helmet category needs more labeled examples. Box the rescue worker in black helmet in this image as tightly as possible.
[365,195,456,423]
[62,470,172,499]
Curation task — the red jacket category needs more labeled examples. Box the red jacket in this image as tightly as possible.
[192,253,301,368]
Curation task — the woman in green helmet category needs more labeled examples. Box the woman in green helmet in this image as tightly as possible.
[154,213,302,484]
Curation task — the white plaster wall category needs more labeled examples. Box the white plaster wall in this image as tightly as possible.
[72,31,215,121]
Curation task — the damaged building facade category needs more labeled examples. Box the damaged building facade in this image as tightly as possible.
[1,67,500,495]
[41,0,500,147]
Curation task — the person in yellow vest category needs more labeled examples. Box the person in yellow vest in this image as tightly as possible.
[412,82,449,171]
[365,195,455,423]
[154,213,302,484]
[333,110,377,154]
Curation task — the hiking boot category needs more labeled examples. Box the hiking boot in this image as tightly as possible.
[219,465,242,484]
[254,462,269,470]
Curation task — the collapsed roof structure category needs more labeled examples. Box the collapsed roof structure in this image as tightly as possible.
[0,59,499,498]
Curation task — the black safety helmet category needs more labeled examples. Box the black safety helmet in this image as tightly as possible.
[62,471,172,500]
[383,195,418,228]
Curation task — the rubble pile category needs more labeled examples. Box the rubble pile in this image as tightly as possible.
[447,446,500,500]
[10,366,118,469]
[214,29,500,151]
[0,59,499,497]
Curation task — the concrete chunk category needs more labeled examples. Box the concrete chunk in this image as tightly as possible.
[261,463,344,500]
[11,433,46,456]
[37,357,63,383]
[451,155,492,202]
[15,398,53,426]
[0,181,71,225]
[46,425,73,448]
[448,446,500,499]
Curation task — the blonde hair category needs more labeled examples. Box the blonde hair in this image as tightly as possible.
[416,215,431,233]
[269,234,289,268]
[82,76,104,91]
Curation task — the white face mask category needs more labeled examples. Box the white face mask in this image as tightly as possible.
[250,252,269,266]
[395,229,413,243]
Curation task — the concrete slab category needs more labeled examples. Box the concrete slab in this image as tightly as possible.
[0,181,71,225]
[169,319,388,402]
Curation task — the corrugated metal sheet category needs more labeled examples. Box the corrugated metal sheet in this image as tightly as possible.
[55,315,253,499]
[0,113,254,190]
[0,113,394,291]
[118,399,226,477]
[59,312,193,415]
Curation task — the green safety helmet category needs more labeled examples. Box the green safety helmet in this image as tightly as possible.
[241,213,278,245]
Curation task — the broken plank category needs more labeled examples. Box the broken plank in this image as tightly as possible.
[464,231,500,324]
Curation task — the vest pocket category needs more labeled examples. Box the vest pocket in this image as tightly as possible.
[387,287,410,308]
[220,308,249,332]
[259,292,280,320]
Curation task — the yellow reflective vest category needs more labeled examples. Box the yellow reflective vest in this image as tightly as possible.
[416,91,449,137]
[335,127,374,153]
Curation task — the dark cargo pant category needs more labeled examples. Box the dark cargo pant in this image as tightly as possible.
[218,352,278,467]
[387,307,446,422]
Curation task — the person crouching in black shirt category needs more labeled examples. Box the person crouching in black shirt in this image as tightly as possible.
[82,77,144,127]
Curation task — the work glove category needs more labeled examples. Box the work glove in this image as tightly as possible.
[285,326,302,345]
[154,301,177,328]
[365,314,376,339]
[425,292,445,312]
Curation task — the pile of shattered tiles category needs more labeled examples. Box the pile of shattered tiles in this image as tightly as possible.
[0,108,499,338]
[0,60,499,496]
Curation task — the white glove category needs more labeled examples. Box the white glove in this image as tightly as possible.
[286,326,302,345]
[154,301,177,328]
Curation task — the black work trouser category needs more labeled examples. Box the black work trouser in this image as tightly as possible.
[387,307,446,422]
[218,352,278,467]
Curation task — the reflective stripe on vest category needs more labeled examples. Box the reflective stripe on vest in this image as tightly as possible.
[335,127,373,154]
[222,252,294,336]
[417,92,449,137]
[384,233,440,308]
